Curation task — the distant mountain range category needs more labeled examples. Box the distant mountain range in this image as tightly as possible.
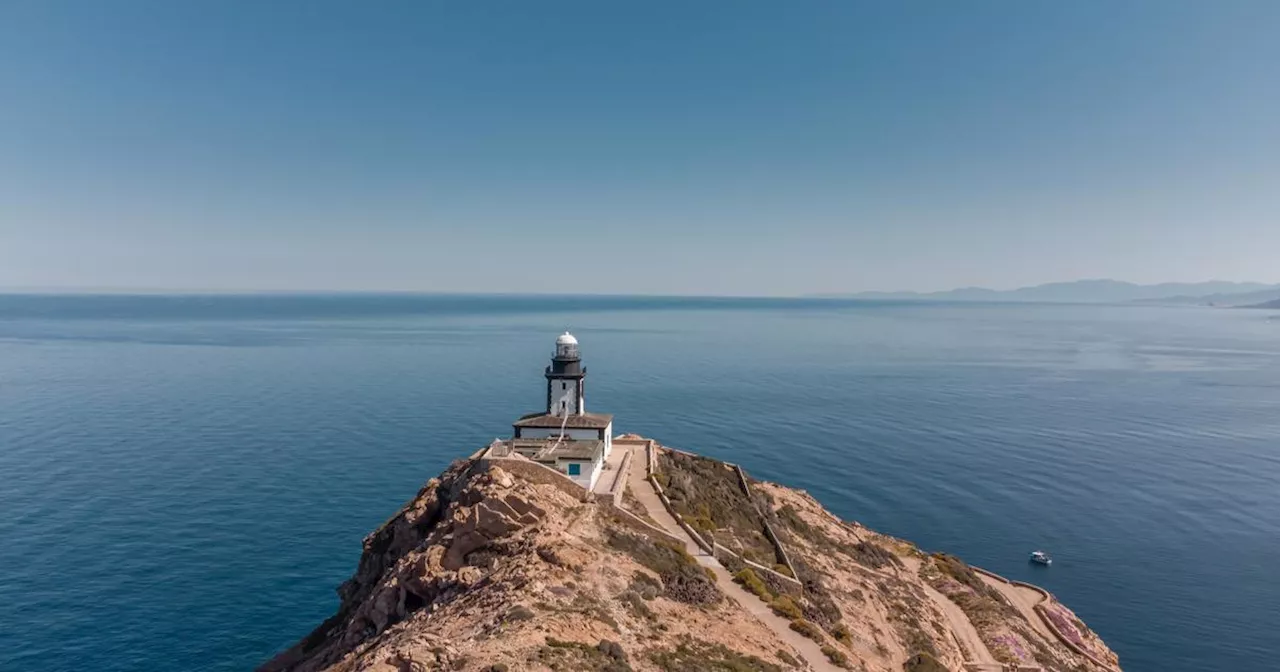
[819,280,1280,306]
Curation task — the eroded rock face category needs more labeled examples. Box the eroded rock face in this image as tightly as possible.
[260,463,552,672]
[262,451,1121,672]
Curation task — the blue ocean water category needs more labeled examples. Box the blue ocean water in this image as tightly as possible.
[1,294,1277,671]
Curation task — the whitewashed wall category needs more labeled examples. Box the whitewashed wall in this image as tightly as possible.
[557,456,603,490]
[548,379,582,415]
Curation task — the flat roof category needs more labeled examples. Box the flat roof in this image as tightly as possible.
[510,438,605,461]
[513,411,614,429]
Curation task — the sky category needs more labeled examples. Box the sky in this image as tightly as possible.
[1,1,1278,296]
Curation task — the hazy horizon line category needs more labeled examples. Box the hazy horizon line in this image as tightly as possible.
[1,276,1277,299]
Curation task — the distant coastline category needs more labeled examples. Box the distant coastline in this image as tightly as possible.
[814,279,1280,307]
[4,279,1280,309]
[1239,298,1280,309]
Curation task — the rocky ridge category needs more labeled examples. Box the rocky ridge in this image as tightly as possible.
[261,447,1119,672]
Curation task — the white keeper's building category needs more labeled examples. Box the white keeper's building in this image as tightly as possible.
[506,332,614,489]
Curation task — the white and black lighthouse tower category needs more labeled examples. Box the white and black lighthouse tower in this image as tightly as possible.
[509,332,615,486]
[546,332,586,416]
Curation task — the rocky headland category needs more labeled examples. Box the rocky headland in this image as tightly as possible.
[261,439,1119,672]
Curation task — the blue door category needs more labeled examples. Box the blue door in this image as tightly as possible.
[567,463,581,476]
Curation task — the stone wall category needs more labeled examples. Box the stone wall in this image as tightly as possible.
[592,447,632,508]
[599,501,687,547]
[733,464,799,581]
[645,442,716,553]
[971,567,1118,671]
[644,442,804,593]
[478,454,590,501]
[480,444,685,549]
[713,543,803,597]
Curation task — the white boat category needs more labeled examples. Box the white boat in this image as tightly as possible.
[1029,550,1052,566]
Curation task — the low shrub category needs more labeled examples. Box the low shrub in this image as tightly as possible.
[734,568,773,601]
[620,590,656,621]
[776,504,815,539]
[597,639,628,662]
[540,637,633,672]
[657,451,781,564]
[769,596,804,620]
[821,645,850,668]
[629,572,662,600]
[831,622,853,647]
[789,619,824,643]
[607,530,720,605]
[504,605,535,622]
[649,636,782,672]
[851,541,903,570]
[931,553,986,593]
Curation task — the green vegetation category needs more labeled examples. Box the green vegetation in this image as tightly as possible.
[606,529,721,605]
[786,555,844,629]
[538,637,632,672]
[772,563,795,578]
[931,554,988,593]
[773,504,902,571]
[769,595,804,620]
[831,622,853,647]
[850,541,902,570]
[733,568,773,601]
[775,505,814,538]
[504,605,535,622]
[619,590,656,621]
[788,619,824,643]
[657,450,781,565]
[629,571,662,600]
[877,579,940,660]
[775,650,800,668]
[648,636,782,672]
[820,644,851,668]
[928,553,1017,631]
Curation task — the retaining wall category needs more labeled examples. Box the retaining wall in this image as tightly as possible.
[733,464,799,581]
[646,442,803,592]
[607,447,633,507]
[599,500,687,547]
[479,446,687,549]
[713,543,803,597]
[479,454,591,501]
[971,567,1117,672]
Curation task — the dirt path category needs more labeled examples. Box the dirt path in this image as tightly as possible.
[890,556,997,667]
[921,581,997,666]
[624,447,841,672]
[980,575,1054,639]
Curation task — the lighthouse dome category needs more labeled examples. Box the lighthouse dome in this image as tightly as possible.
[556,331,578,346]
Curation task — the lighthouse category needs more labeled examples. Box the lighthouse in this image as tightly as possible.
[510,332,614,489]
[546,331,585,416]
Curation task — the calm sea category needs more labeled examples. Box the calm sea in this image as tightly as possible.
[1,295,1277,671]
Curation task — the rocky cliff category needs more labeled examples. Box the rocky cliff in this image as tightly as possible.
[261,447,1119,672]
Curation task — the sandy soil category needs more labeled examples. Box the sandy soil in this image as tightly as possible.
[980,574,1054,640]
